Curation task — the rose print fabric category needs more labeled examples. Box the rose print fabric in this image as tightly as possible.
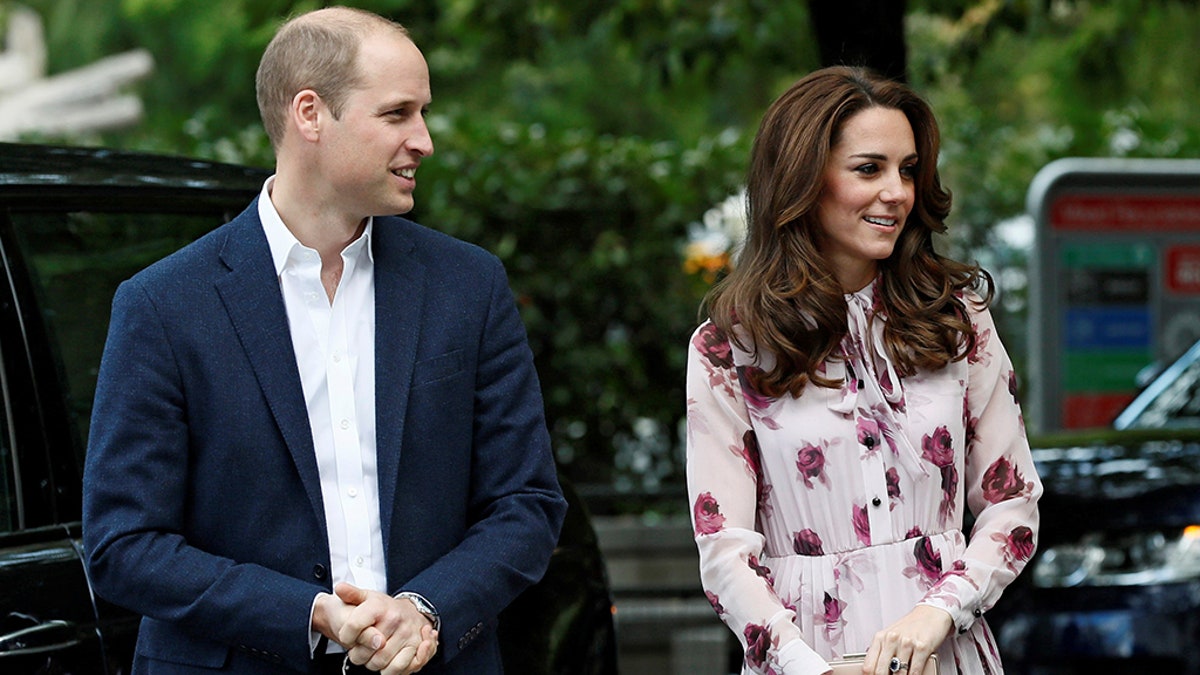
[686,280,1041,675]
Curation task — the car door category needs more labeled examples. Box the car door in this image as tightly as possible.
[0,231,108,673]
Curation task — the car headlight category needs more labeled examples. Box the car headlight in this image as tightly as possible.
[1032,525,1200,587]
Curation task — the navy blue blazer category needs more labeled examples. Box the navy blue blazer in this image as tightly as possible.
[82,201,566,674]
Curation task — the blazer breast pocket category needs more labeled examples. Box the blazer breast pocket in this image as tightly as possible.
[412,349,466,388]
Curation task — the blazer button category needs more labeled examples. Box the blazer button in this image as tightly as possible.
[313,564,327,580]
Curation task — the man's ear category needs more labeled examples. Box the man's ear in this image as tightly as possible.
[290,89,322,143]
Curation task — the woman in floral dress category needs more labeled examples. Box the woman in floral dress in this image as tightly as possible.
[685,67,1041,675]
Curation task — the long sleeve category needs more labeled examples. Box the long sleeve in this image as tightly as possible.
[84,277,323,669]
[685,322,832,675]
[395,256,567,663]
[917,301,1043,635]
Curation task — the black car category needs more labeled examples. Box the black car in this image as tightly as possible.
[0,142,615,674]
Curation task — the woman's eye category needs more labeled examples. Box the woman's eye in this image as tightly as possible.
[900,164,917,178]
[854,164,879,175]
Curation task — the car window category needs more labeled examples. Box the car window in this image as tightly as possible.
[9,210,227,460]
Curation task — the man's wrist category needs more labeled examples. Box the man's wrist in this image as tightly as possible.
[395,591,440,632]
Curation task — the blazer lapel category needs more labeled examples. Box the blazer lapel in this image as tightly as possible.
[372,218,425,555]
[214,203,327,539]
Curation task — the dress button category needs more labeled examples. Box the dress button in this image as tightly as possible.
[857,380,864,389]
[864,436,875,448]
[871,496,882,507]
[973,608,983,617]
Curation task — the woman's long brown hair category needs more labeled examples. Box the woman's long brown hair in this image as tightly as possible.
[705,66,993,398]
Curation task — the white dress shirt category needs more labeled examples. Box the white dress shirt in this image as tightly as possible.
[258,177,387,602]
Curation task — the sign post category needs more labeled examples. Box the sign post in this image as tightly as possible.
[1028,158,1200,432]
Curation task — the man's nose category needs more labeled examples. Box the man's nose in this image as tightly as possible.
[409,119,434,157]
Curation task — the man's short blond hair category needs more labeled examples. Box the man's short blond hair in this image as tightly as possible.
[255,7,409,150]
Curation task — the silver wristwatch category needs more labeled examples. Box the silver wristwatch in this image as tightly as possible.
[396,591,441,632]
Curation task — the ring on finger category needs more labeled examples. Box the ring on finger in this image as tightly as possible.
[889,657,909,672]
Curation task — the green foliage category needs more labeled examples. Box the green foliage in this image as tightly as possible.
[415,114,748,488]
[911,0,1200,251]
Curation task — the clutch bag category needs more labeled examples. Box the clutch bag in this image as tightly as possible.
[827,653,938,675]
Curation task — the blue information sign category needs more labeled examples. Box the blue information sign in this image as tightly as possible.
[1064,308,1153,350]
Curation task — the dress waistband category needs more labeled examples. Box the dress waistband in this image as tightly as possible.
[763,529,964,560]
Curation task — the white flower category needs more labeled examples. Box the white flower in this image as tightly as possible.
[683,189,748,278]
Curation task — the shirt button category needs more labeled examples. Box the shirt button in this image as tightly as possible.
[348,487,358,498]
[340,419,350,430]
[871,496,882,507]
[333,353,342,363]
[355,556,365,567]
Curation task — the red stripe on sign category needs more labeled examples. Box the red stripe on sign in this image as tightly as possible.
[1062,393,1137,429]
[1051,195,1200,231]
[1168,245,1200,294]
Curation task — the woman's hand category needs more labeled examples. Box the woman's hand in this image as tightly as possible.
[862,605,952,674]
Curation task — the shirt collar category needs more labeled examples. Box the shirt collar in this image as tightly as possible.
[257,175,374,277]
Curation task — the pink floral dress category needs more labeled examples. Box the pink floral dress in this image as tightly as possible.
[685,280,1041,675]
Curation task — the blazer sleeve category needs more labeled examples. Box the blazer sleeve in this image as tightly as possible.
[83,278,323,669]
[397,257,567,663]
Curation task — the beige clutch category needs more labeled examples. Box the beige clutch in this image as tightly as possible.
[828,653,938,675]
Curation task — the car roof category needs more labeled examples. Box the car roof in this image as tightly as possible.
[0,142,269,198]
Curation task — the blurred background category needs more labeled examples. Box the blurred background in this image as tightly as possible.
[5,1,1200,672]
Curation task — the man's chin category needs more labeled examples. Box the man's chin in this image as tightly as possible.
[378,198,415,217]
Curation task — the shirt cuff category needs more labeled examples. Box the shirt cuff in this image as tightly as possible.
[309,594,323,655]
[919,573,984,636]
[775,639,833,674]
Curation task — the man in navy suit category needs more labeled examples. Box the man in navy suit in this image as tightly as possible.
[82,7,566,674]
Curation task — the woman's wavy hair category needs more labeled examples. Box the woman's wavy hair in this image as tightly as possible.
[705,66,993,397]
